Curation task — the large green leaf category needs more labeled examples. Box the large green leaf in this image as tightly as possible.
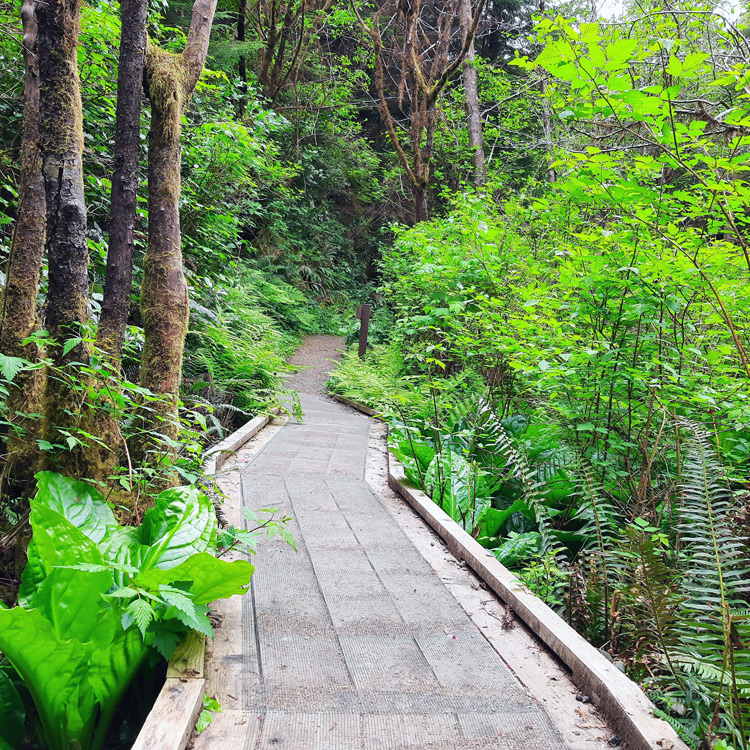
[424,450,489,533]
[481,499,530,539]
[18,505,107,607]
[135,553,253,605]
[101,526,148,587]
[29,504,105,573]
[139,486,217,570]
[31,566,116,647]
[34,472,117,544]
[17,537,45,607]
[0,606,92,750]
[87,627,150,750]
[0,669,25,748]
[492,532,542,568]
[8,475,250,750]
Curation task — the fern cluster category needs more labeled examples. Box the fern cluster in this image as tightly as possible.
[383,388,750,748]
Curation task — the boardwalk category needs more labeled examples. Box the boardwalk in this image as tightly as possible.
[194,338,592,749]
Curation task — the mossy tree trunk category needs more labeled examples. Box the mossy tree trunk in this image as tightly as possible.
[84,0,149,484]
[136,0,218,460]
[36,0,97,478]
[458,0,485,187]
[0,0,46,489]
[97,0,148,365]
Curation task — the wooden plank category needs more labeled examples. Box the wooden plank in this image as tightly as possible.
[167,629,206,679]
[387,453,688,750]
[131,677,205,750]
[203,588,250,709]
[204,408,280,475]
[328,392,379,417]
[192,710,261,749]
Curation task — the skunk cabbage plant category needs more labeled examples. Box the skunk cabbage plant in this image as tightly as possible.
[0,472,253,750]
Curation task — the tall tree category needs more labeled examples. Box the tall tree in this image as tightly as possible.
[36,0,92,476]
[97,0,148,365]
[538,0,554,182]
[459,0,486,186]
[0,0,46,485]
[354,0,485,223]
[238,0,248,116]
[250,0,332,102]
[137,0,220,454]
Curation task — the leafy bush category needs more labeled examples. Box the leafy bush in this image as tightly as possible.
[327,343,411,410]
[0,473,253,750]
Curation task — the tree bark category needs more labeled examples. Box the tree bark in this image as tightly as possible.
[137,0,219,459]
[458,0,485,186]
[539,0,555,183]
[36,0,93,477]
[238,0,247,117]
[414,184,429,224]
[0,0,46,487]
[353,0,486,224]
[97,0,147,365]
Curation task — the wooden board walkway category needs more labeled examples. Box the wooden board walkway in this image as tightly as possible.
[192,336,616,749]
[195,388,571,749]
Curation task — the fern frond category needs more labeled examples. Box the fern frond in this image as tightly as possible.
[478,400,565,560]
[673,421,750,749]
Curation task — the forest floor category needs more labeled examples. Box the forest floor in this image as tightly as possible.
[193,337,614,749]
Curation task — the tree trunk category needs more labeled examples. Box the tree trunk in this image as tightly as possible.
[458,0,485,187]
[353,0,486,226]
[238,0,247,117]
[413,183,429,224]
[36,0,93,477]
[97,0,147,365]
[0,0,46,488]
[539,0,555,183]
[136,0,219,460]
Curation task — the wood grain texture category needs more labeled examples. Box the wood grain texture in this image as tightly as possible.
[204,409,280,474]
[328,392,379,417]
[192,710,261,749]
[131,678,205,750]
[167,629,206,679]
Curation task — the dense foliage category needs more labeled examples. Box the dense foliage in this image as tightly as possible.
[0,473,254,749]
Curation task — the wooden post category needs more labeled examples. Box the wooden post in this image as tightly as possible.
[356,304,371,359]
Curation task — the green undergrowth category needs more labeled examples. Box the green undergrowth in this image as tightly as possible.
[184,267,348,427]
[328,182,750,748]
[327,343,410,410]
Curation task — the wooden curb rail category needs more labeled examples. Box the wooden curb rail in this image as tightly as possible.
[328,391,379,417]
[335,391,687,750]
[387,455,688,750]
[131,631,206,750]
[203,409,280,475]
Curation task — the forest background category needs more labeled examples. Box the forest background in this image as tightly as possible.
[1,0,750,748]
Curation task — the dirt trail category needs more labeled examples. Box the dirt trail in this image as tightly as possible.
[283,334,345,395]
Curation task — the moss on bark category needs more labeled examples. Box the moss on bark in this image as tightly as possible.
[35,0,113,482]
[0,0,47,492]
[134,2,218,463]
